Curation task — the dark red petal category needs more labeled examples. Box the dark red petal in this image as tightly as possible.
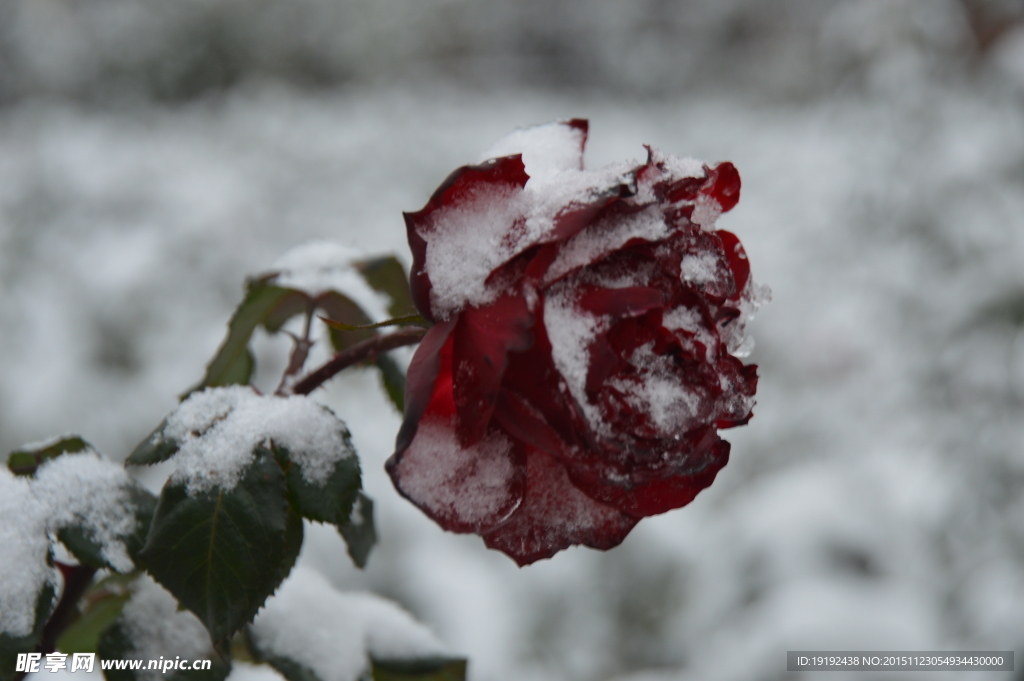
[482,448,637,566]
[565,119,590,160]
[567,436,730,518]
[452,295,534,446]
[577,286,664,319]
[500,301,585,450]
[492,388,569,459]
[715,229,750,298]
[543,183,634,245]
[391,318,458,457]
[388,415,526,534]
[404,156,530,320]
[705,162,741,213]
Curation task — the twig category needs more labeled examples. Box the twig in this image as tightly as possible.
[275,306,315,396]
[291,326,427,396]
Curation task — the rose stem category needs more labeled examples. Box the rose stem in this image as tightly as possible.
[275,304,315,396]
[290,326,426,396]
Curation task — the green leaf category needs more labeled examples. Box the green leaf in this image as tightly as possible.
[315,291,375,352]
[370,657,467,681]
[57,485,158,570]
[56,592,131,655]
[374,354,406,413]
[97,618,230,681]
[125,420,179,466]
[138,449,303,643]
[275,438,360,527]
[0,579,56,681]
[6,436,93,476]
[355,256,417,319]
[337,492,377,569]
[190,278,311,394]
[253,649,321,681]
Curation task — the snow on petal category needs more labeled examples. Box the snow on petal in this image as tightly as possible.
[482,449,637,566]
[423,181,528,318]
[0,468,53,638]
[391,415,523,532]
[544,205,669,285]
[165,386,354,495]
[542,282,608,435]
[251,567,450,681]
[480,119,587,179]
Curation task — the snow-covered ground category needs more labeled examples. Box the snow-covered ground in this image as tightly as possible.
[4,12,1024,681]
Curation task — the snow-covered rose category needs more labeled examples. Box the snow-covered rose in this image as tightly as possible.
[387,120,762,565]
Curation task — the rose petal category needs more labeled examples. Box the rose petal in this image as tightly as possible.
[404,156,530,320]
[492,388,569,459]
[452,295,534,446]
[388,414,526,534]
[499,304,585,449]
[482,448,637,566]
[565,434,730,518]
[705,161,741,212]
[577,286,664,319]
[392,318,458,456]
[714,229,750,299]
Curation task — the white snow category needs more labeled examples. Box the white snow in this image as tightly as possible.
[421,181,528,319]
[269,241,392,323]
[4,46,1024,680]
[608,342,702,435]
[0,449,146,637]
[0,468,53,638]
[544,205,668,285]
[425,120,709,319]
[393,415,520,529]
[250,567,450,681]
[163,386,355,494]
[480,120,586,178]
[542,282,608,434]
[32,452,140,573]
[119,575,215,681]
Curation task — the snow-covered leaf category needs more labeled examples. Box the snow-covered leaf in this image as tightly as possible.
[138,449,303,643]
[0,580,56,681]
[125,419,179,466]
[96,576,230,681]
[6,435,92,476]
[32,451,156,573]
[275,436,360,528]
[337,492,377,569]
[56,483,157,570]
[249,568,459,681]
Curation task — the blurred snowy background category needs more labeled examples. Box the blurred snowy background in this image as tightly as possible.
[3,0,1024,679]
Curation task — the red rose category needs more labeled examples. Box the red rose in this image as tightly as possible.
[386,120,763,565]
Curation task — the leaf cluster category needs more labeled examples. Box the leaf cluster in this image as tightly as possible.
[1,251,463,681]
